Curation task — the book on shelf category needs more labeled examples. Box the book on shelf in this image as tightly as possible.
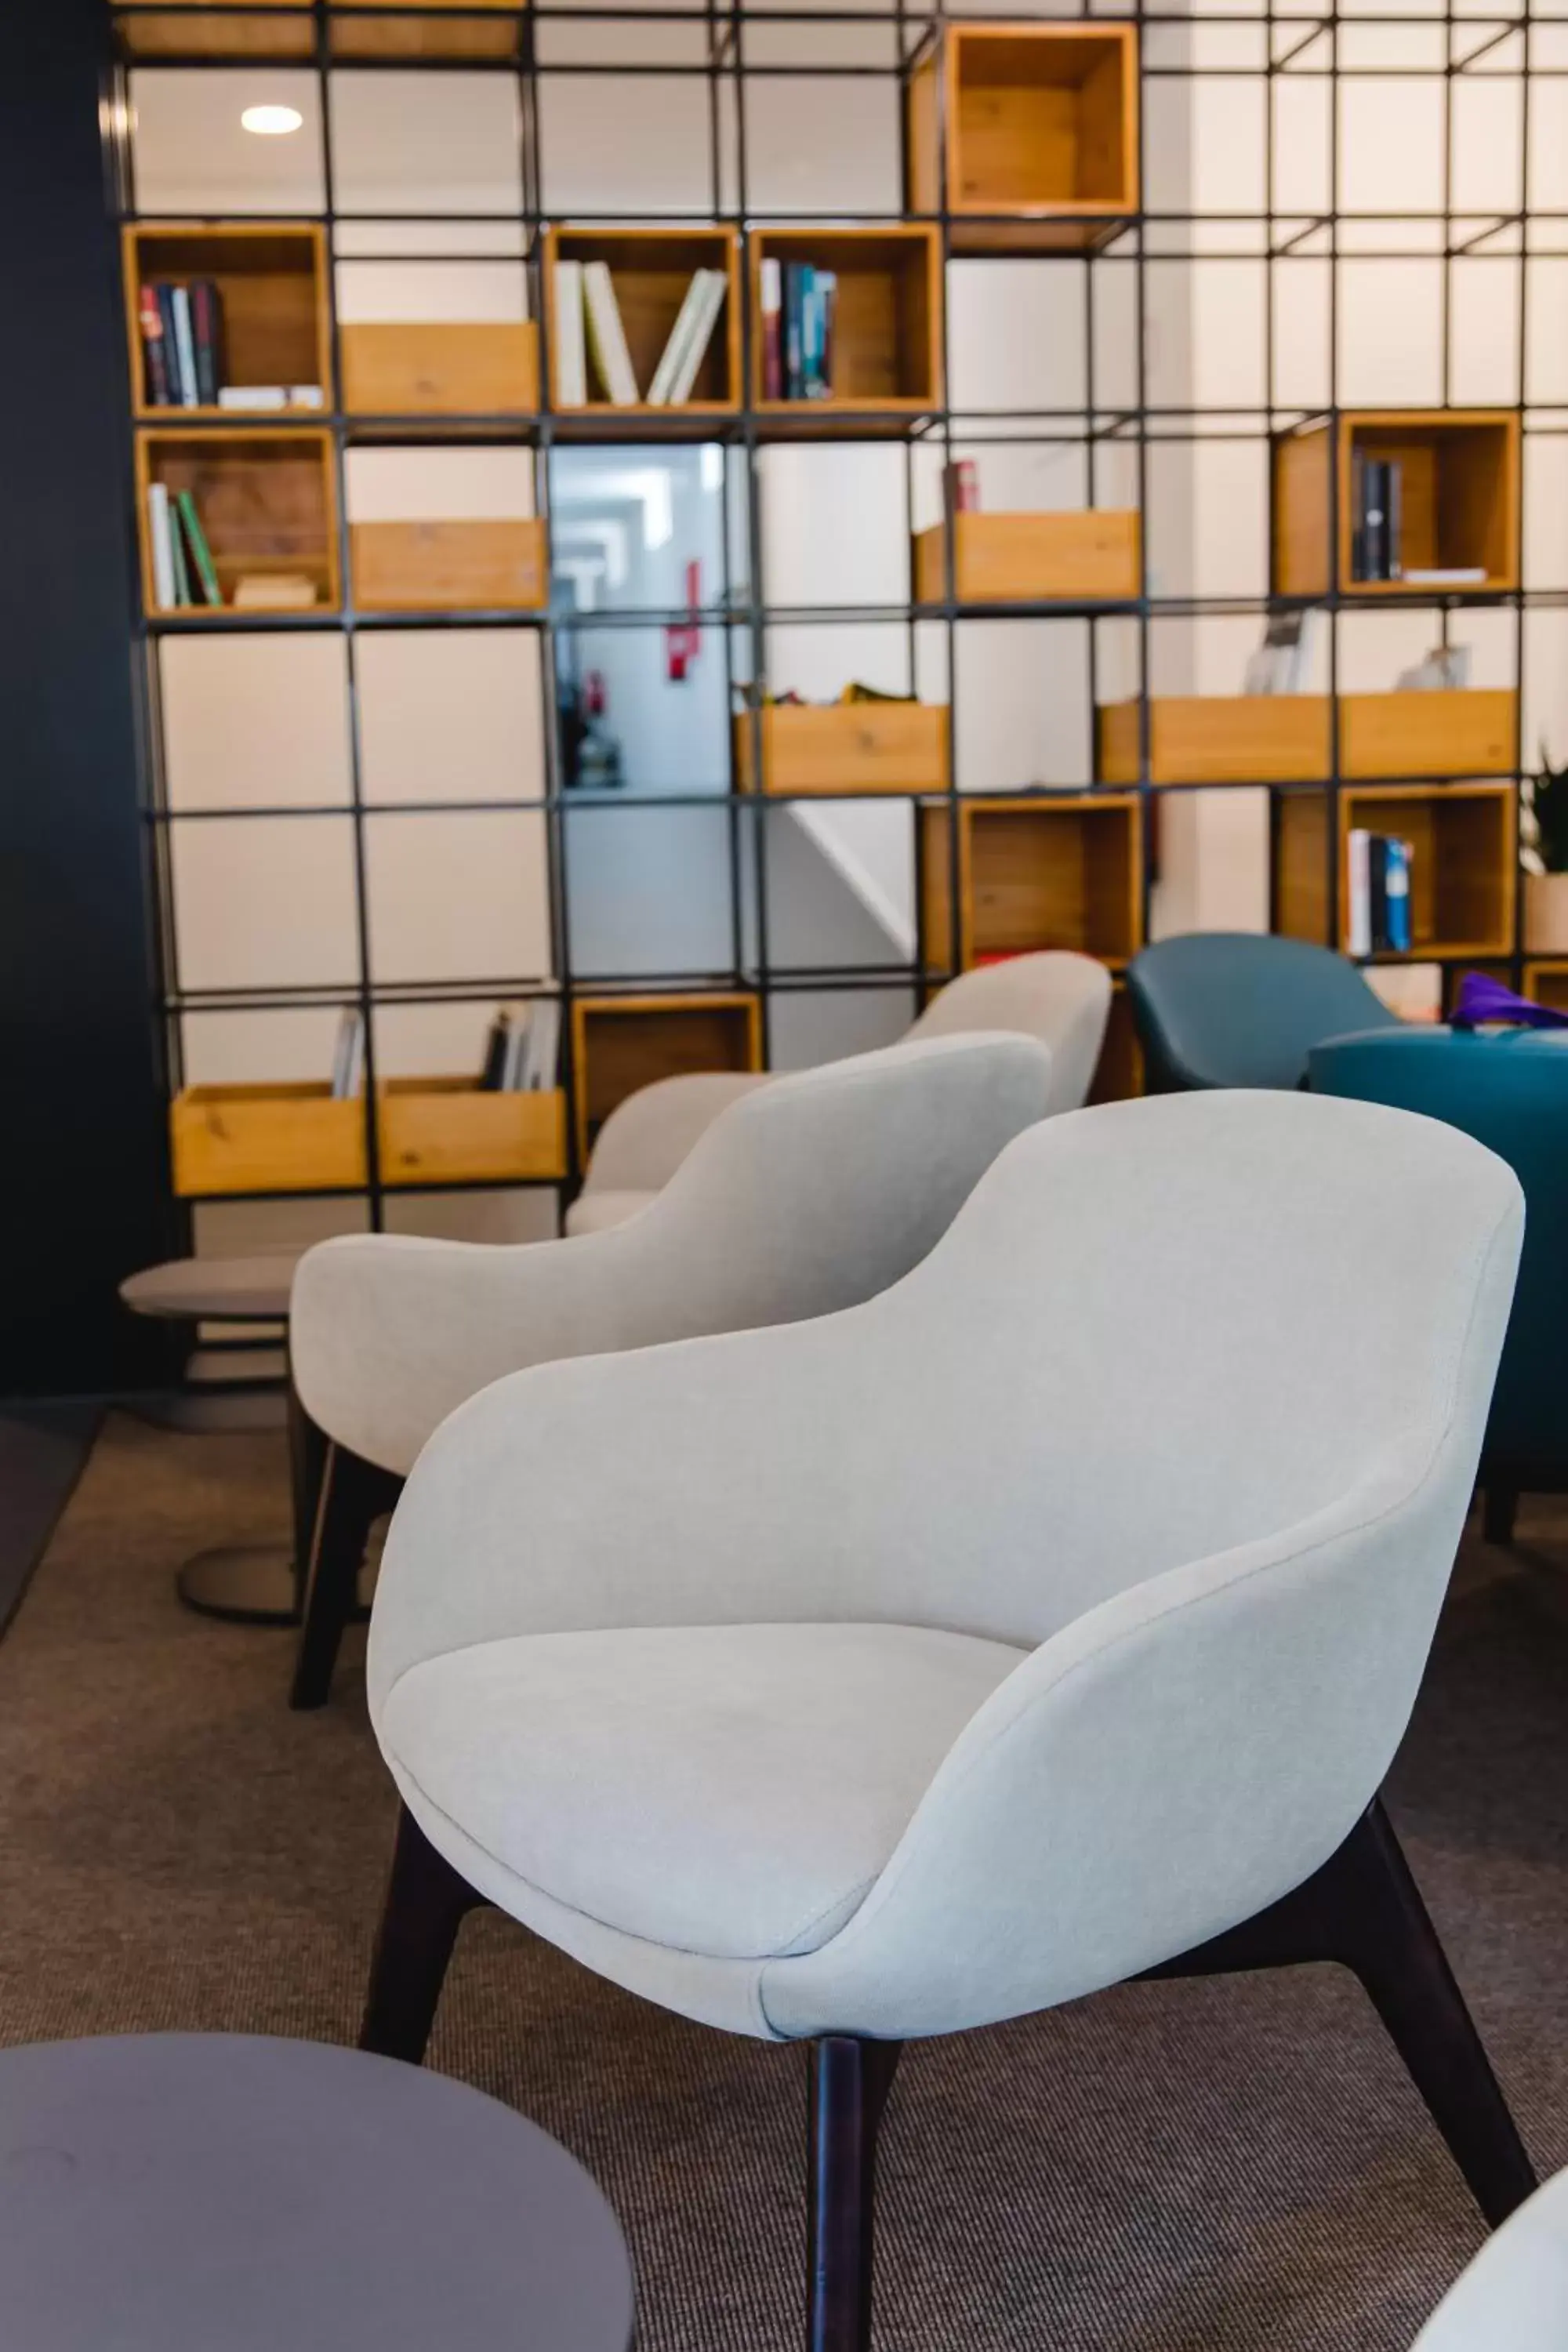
[554,258,587,406]
[217,383,323,412]
[140,277,227,407]
[191,279,222,405]
[1351,452,1403,583]
[1396,643,1472,691]
[582,260,640,405]
[175,489,222,607]
[1347,829,1414,956]
[760,257,782,400]
[1242,608,1320,695]
[648,269,727,406]
[147,481,223,609]
[524,997,560,1091]
[147,481,176,610]
[773,263,839,401]
[138,287,171,406]
[170,285,198,411]
[329,1009,366,1100]
[478,1001,560,1092]
[1403,566,1487,588]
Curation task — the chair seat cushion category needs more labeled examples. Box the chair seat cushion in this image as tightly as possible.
[563,1190,657,1238]
[379,1621,1025,1962]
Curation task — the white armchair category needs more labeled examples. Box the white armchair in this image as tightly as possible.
[564,950,1112,1236]
[359,1089,1532,2349]
[285,1032,1052,1709]
[1414,2165,1568,2350]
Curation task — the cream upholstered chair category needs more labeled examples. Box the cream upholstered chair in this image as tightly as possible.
[1413,2165,1568,2350]
[565,951,1112,1236]
[285,1032,1052,1709]
[358,1088,1534,2348]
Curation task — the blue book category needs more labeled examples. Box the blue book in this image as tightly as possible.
[783,264,805,401]
[1385,838,1412,953]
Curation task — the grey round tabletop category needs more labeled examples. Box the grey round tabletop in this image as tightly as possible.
[119,1252,302,1323]
[0,2034,633,2352]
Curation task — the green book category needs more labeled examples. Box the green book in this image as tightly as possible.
[175,489,223,607]
[169,502,191,607]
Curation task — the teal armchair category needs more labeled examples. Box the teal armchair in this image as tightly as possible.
[1128,932,1400,1092]
[1310,1025,1568,1540]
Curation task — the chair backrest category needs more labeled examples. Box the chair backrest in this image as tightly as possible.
[1128,931,1399,1091]
[1310,1025,1568,1483]
[906,953,1113,1112]
[1412,2165,1568,2350]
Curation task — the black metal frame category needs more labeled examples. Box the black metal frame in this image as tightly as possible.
[358,1795,1535,2349]
[106,0,1543,1234]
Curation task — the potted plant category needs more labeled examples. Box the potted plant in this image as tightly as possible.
[1522,748,1568,951]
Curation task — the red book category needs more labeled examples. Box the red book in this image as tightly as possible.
[138,284,171,406]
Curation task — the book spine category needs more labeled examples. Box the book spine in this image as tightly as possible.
[138,285,171,407]
[1385,839,1413,953]
[175,489,223,607]
[648,270,708,407]
[1346,828,1371,956]
[553,260,586,407]
[760,258,782,401]
[1350,445,1367,583]
[1363,459,1389,583]
[168,497,192,608]
[170,285,199,410]
[1385,458,1403,581]
[191,278,222,405]
[147,481,176,609]
[156,285,184,404]
[668,272,727,406]
[582,261,639,405]
[783,264,804,401]
[818,270,836,397]
[1367,832,1390,950]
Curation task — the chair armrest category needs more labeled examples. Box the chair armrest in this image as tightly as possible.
[582,1071,771,1196]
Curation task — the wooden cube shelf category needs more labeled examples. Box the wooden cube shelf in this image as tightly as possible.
[916,510,1140,606]
[170,1083,366,1197]
[350,518,547,612]
[749,227,942,432]
[115,2,525,61]
[378,1080,566,1186]
[1524,962,1568,1014]
[1274,782,1516,960]
[1098,690,1517,786]
[136,426,339,618]
[907,24,1139,255]
[340,322,538,420]
[1274,411,1520,598]
[734,703,949,797]
[125,224,329,419]
[571,992,763,1163]
[920,793,1143,970]
[544,227,741,426]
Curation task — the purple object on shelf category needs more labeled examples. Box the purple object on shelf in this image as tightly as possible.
[1451,970,1568,1031]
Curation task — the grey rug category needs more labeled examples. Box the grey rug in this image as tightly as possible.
[2,1410,1566,2350]
[0,1400,99,1634]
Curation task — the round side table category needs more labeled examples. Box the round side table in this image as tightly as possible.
[0,2034,634,2352]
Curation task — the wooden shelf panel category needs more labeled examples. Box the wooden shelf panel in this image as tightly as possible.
[1273,410,1521,598]
[340,322,538,419]
[1524,961,1568,1014]
[735,703,948,797]
[571,993,762,1163]
[920,794,1143,970]
[125,223,328,419]
[379,1081,566,1185]
[749,227,942,417]
[908,24,1139,256]
[350,517,546,613]
[136,426,339,619]
[171,1083,365,1197]
[915,510,1139,606]
[1098,690,1517,786]
[546,227,741,417]
[1275,781,1516,959]
[116,2,525,61]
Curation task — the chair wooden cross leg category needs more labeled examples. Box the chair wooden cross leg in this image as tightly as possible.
[808,2037,902,2352]
[360,1805,489,2064]
[289,1442,403,1711]
[1142,1800,1536,2229]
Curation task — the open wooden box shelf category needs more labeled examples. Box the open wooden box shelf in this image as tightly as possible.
[907,24,1140,255]
[748,227,942,434]
[735,703,949,796]
[115,1,527,61]
[170,1078,568,1196]
[340,322,538,421]
[570,993,762,1163]
[136,426,339,618]
[1523,962,1568,1014]
[350,517,547,612]
[915,510,1140,606]
[1274,781,1516,960]
[544,228,741,427]
[1273,411,1521,599]
[919,793,1144,969]
[123,224,328,419]
[1097,689,1517,786]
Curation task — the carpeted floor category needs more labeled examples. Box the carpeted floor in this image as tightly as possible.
[2,1412,1567,2350]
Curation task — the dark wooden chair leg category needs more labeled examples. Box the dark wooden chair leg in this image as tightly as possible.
[807,2036,902,2352]
[1483,1483,1519,1547]
[359,1804,488,2064]
[1145,1799,1535,2227]
[285,1377,328,1622]
[289,1441,401,1711]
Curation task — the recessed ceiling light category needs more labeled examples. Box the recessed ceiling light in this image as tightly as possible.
[241,104,303,136]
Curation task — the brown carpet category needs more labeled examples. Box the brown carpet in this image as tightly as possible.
[3,1412,1567,2350]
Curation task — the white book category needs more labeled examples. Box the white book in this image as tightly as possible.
[582,260,640,405]
[218,384,288,411]
[147,481,176,610]
[523,998,561,1091]
[289,384,325,408]
[1346,829,1372,958]
[647,270,715,406]
[330,1008,365,1100]
[500,1004,533,1092]
[667,271,728,406]
[554,260,587,408]
[170,285,198,408]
